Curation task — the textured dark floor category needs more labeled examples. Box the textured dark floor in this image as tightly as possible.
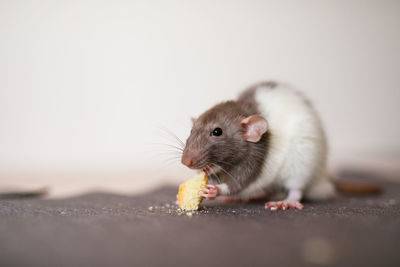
[1,175,400,267]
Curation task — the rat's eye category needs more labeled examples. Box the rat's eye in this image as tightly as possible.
[211,127,223,136]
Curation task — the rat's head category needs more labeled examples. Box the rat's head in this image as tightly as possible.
[181,101,268,176]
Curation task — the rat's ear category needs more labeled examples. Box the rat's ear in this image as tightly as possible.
[240,115,268,142]
[191,117,197,124]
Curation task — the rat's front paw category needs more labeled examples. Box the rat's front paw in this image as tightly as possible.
[265,200,304,211]
[201,185,219,200]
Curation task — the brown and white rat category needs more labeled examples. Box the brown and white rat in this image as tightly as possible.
[181,81,379,210]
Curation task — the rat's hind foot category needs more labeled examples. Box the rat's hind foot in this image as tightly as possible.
[265,189,304,210]
[265,200,304,211]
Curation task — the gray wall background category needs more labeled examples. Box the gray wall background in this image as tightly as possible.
[1,1,399,193]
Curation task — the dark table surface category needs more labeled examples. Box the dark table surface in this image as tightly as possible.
[1,173,400,267]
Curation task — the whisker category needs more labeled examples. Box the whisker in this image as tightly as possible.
[153,148,183,154]
[217,160,236,169]
[152,142,184,152]
[162,156,181,160]
[154,152,183,158]
[162,157,182,165]
[193,157,209,169]
[157,126,185,148]
[208,164,221,184]
[216,164,241,189]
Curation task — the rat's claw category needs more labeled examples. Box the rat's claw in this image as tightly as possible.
[294,201,304,210]
[265,201,281,210]
[265,200,303,211]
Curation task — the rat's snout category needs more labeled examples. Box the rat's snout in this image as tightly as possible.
[181,154,194,167]
[181,148,201,168]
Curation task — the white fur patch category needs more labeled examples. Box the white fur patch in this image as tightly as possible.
[216,183,230,196]
[239,84,330,198]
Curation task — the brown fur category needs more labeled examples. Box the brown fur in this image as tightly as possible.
[182,82,276,195]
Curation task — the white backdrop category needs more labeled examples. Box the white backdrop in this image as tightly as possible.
[1,1,399,188]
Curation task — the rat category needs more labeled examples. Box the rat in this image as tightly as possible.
[180,81,380,211]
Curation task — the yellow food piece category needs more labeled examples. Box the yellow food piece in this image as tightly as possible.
[178,172,208,211]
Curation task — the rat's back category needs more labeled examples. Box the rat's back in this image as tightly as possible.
[238,82,335,199]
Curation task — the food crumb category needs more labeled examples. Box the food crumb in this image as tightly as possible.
[148,206,153,211]
[186,212,193,217]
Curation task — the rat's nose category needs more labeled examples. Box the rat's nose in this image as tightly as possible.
[181,151,197,167]
[181,149,198,167]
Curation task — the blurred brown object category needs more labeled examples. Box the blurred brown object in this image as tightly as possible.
[335,181,382,195]
[0,187,48,199]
